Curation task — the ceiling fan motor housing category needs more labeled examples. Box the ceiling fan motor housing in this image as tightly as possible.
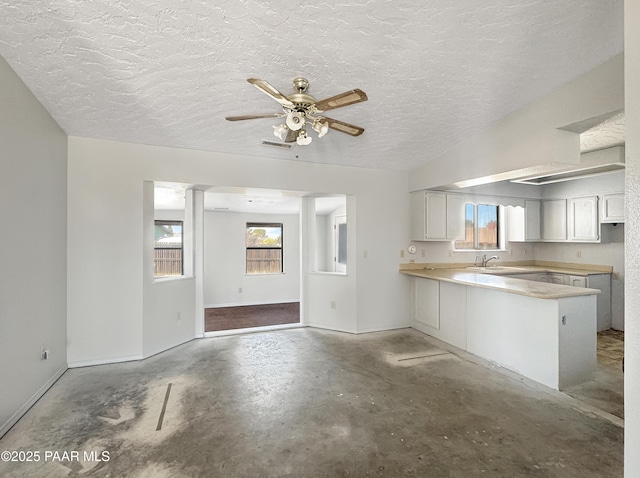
[286,111,305,130]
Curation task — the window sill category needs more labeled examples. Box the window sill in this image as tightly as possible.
[310,271,348,276]
[153,275,194,283]
[245,272,286,276]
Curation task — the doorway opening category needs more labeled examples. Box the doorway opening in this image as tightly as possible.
[205,302,300,332]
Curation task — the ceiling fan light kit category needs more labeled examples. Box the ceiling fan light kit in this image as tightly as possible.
[226,77,368,146]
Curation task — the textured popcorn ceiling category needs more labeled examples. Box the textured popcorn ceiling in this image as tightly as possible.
[0,1,624,171]
[580,113,625,153]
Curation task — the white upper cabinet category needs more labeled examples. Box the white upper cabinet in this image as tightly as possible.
[542,199,567,241]
[411,191,447,240]
[524,200,541,241]
[410,191,465,241]
[425,192,448,239]
[446,194,467,240]
[568,196,599,242]
[601,193,625,223]
[506,200,540,242]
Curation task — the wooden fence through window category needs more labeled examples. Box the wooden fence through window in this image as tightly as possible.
[154,248,182,276]
[247,248,282,274]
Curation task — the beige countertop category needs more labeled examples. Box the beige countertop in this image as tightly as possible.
[400,267,602,300]
[400,261,612,276]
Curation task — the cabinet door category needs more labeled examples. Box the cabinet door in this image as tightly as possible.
[542,199,567,241]
[446,194,466,240]
[506,206,525,242]
[524,200,541,241]
[569,275,587,287]
[410,191,427,241]
[413,278,440,329]
[601,193,625,223]
[569,196,599,242]
[425,192,447,240]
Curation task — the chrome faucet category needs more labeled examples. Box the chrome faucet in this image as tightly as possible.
[481,254,499,267]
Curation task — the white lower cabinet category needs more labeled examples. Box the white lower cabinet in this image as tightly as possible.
[568,275,587,287]
[412,279,466,349]
[493,271,611,331]
[411,276,597,390]
[413,278,439,329]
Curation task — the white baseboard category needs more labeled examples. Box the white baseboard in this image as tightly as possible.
[67,354,144,368]
[305,323,357,334]
[204,323,305,338]
[204,299,299,309]
[1,365,67,438]
[354,324,412,334]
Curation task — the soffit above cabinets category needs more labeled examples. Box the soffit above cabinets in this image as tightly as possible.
[509,112,626,186]
[560,111,625,154]
[510,145,625,185]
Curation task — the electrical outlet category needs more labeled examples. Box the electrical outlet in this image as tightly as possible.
[238,287,243,293]
[448,250,453,257]
[330,301,336,309]
[421,249,426,258]
[363,250,368,258]
[508,248,513,256]
[176,312,181,322]
[41,347,49,360]
[400,250,405,258]
[576,250,582,258]
[523,248,527,255]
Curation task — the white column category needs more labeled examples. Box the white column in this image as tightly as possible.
[193,189,205,337]
[625,0,640,475]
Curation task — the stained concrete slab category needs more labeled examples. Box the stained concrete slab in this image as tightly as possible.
[0,328,623,477]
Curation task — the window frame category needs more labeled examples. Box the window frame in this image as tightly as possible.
[454,203,501,251]
[246,222,284,275]
[154,220,184,277]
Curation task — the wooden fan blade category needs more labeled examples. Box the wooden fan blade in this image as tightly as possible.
[247,78,295,108]
[323,117,365,136]
[314,89,368,112]
[226,113,283,121]
[284,128,298,143]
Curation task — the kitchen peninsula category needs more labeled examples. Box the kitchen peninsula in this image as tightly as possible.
[401,263,606,390]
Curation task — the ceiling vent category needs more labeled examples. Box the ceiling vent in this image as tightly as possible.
[261,140,293,149]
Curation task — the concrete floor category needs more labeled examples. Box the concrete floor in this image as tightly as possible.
[563,329,624,420]
[0,328,623,477]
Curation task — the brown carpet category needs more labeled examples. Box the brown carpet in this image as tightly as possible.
[205,302,300,332]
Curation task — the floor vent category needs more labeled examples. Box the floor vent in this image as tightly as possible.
[261,140,292,149]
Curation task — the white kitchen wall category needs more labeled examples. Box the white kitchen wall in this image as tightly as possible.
[204,211,300,307]
[0,56,68,436]
[67,137,411,365]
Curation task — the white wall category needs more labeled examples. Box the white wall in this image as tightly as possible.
[0,56,68,436]
[410,54,624,190]
[316,204,347,272]
[142,182,197,358]
[204,211,300,307]
[67,137,411,365]
[625,0,640,473]
[536,170,625,330]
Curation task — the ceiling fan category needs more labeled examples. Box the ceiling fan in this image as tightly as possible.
[225,77,368,146]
